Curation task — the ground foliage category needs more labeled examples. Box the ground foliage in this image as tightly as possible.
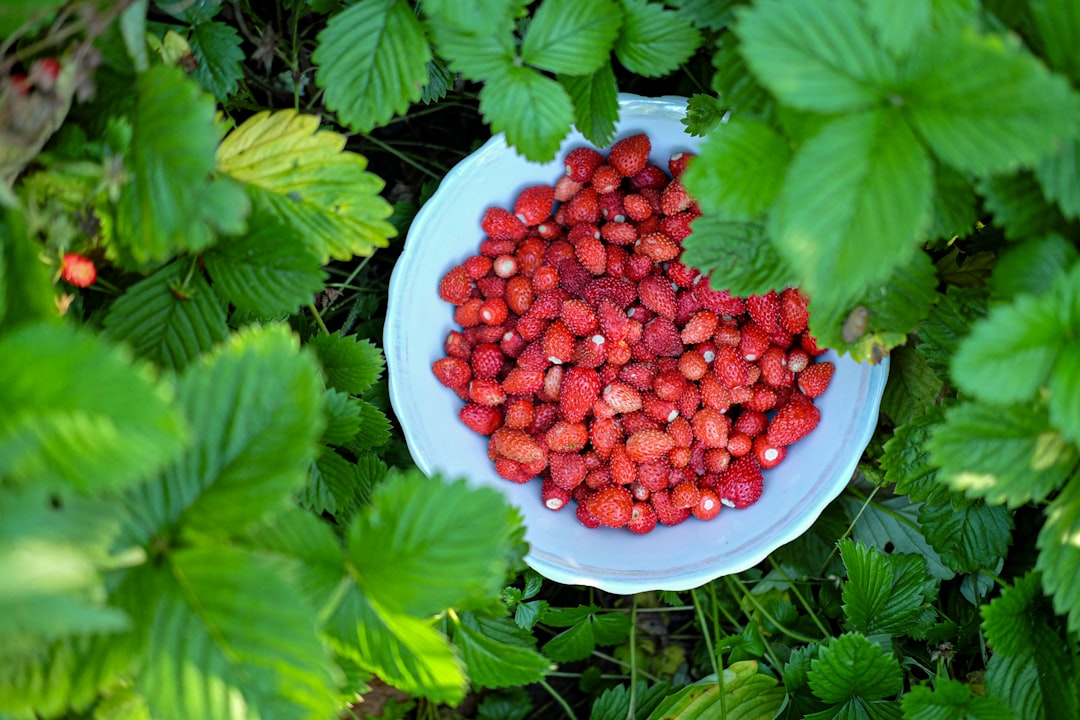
[1,0,1079,719]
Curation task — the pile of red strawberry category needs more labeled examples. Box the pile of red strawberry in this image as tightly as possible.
[432,133,833,533]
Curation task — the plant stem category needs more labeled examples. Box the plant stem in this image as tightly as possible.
[728,574,818,644]
[538,678,578,720]
[768,556,830,639]
[819,482,883,574]
[307,303,330,335]
[590,650,664,684]
[692,587,720,679]
[358,132,444,180]
[627,595,638,720]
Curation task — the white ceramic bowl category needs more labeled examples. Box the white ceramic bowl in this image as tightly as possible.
[384,94,889,595]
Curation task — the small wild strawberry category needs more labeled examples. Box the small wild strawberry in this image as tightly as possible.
[60,252,97,288]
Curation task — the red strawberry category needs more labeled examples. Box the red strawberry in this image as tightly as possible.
[514,184,554,225]
[557,258,592,295]
[576,502,601,528]
[540,365,565,403]
[492,427,544,463]
[779,287,810,335]
[470,343,504,379]
[591,164,623,194]
[438,265,473,305]
[554,175,585,202]
[743,384,779,412]
[503,398,535,428]
[671,480,700,509]
[650,488,691,526]
[719,457,764,509]
[481,206,527,241]
[766,400,821,446]
[492,255,518,278]
[668,152,694,179]
[564,146,605,182]
[582,277,636,309]
[479,297,508,326]
[453,298,482,327]
[800,331,827,357]
[433,356,471,388]
[677,351,708,381]
[559,366,601,423]
[623,193,653,222]
[714,345,750,388]
[666,261,699,289]
[787,347,811,373]
[550,451,588,489]
[542,320,576,365]
[601,221,638,245]
[459,403,502,435]
[659,179,692,216]
[637,232,680,262]
[584,486,634,527]
[627,502,659,534]
[733,409,767,438]
[691,407,731,449]
[759,346,791,387]
[573,334,607,368]
[692,487,721,521]
[658,210,696,242]
[746,291,781,334]
[681,310,719,345]
[693,282,745,316]
[463,255,492,279]
[703,448,731,473]
[574,234,607,275]
[558,299,598,336]
[726,432,752,457]
[603,381,643,414]
[566,187,601,224]
[504,276,534,316]
[738,323,771,362]
[609,134,651,177]
[629,163,669,189]
[626,428,675,463]
[469,378,506,406]
[642,318,683,357]
[445,330,473,360]
[797,361,835,399]
[642,394,679,423]
[476,275,507,299]
[480,238,519,257]
[546,420,590,452]
[502,367,545,396]
[752,435,786,469]
[638,275,678,320]
[542,478,571,510]
[618,362,656,392]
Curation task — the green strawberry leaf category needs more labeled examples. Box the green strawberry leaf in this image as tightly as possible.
[0,323,189,492]
[928,400,1079,508]
[202,207,327,316]
[1049,345,1080,447]
[839,540,933,637]
[844,495,954,580]
[321,388,364,446]
[680,217,795,297]
[681,117,790,220]
[102,260,229,372]
[949,290,1060,404]
[479,65,575,162]
[985,652,1045,720]
[918,497,1013,575]
[300,450,382,522]
[988,233,1079,303]
[314,0,432,134]
[451,612,551,689]
[422,0,521,81]
[902,678,1013,720]
[644,661,786,720]
[807,633,903,704]
[615,0,702,78]
[1036,475,1080,634]
[307,332,386,395]
[188,20,245,102]
[710,36,773,117]
[216,109,396,262]
[590,681,671,720]
[347,472,521,617]
[881,406,948,504]
[521,0,622,76]
[768,110,932,309]
[1036,136,1080,219]
[879,344,943,427]
[559,63,620,149]
[981,571,1080,718]
[864,0,931,57]
[916,286,988,376]
[681,93,727,137]
[904,28,1080,176]
[1030,0,1080,82]
[735,0,890,113]
[979,170,1070,241]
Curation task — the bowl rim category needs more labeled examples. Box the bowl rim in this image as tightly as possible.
[385,93,890,594]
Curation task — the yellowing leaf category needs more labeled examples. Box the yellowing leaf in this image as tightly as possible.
[216,110,396,262]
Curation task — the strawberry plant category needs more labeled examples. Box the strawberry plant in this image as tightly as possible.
[3,0,1080,719]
